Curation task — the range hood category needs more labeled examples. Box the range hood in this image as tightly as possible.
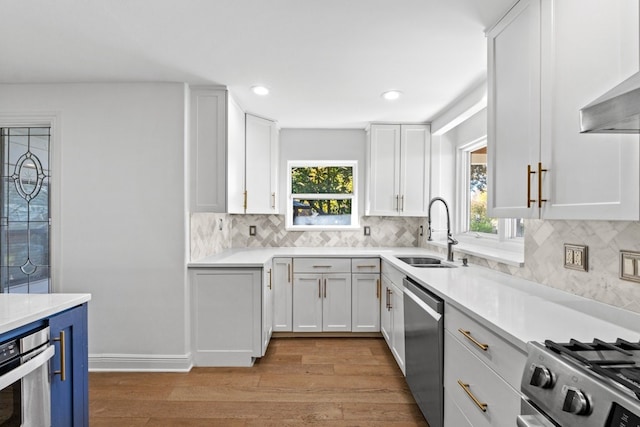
[579,72,640,133]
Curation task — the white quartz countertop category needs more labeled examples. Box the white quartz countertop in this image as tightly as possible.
[190,247,640,352]
[0,293,91,335]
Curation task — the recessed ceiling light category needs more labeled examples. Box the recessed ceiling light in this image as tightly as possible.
[381,90,402,101]
[252,85,269,96]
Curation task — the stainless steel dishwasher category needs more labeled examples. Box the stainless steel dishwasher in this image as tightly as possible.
[403,276,444,427]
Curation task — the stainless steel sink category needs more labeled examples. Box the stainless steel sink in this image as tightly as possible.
[397,256,456,268]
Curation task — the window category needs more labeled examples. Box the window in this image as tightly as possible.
[458,138,523,241]
[1,127,51,293]
[287,161,358,230]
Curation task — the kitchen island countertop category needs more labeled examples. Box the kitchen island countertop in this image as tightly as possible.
[0,293,91,335]
[189,247,640,352]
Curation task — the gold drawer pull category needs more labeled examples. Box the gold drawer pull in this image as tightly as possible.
[458,328,489,351]
[457,380,487,412]
[312,265,332,268]
[53,330,66,381]
[356,265,378,268]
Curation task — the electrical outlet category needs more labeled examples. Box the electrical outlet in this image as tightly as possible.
[564,244,588,272]
[249,225,257,236]
[363,226,371,236]
[620,250,640,283]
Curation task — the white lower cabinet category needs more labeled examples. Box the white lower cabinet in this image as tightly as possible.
[273,257,293,332]
[262,259,274,355]
[380,263,405,375]
[351,273,381,332]
[443,304,526,427]
[292,273,352,332]
[190,268,262,366]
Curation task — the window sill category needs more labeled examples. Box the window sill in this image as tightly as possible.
[426,235,524,267]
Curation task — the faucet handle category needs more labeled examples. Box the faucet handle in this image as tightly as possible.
[458,257,469,267]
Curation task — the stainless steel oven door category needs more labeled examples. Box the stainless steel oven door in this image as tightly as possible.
[0,343,54,427]
[517,398,556,427]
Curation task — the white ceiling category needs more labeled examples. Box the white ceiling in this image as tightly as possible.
[0,0,515,128]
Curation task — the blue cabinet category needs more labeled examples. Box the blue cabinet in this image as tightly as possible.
[49,303,88,427]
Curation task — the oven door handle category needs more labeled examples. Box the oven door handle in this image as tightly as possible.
[0,345,54,391]
[516,414,556,427]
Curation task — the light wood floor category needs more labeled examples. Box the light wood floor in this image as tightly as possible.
[89,337,429,426]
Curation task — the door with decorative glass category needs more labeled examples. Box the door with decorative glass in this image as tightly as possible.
[0,127,51,293]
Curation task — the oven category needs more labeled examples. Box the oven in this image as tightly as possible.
[0,326,54,427]
[520,338,640,427]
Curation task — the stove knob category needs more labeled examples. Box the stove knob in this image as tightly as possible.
[562,388,590,415]
[529,365,553,388]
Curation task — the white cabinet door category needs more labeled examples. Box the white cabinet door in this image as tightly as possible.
[322,273,352,332]
[367,124,401,215]
[487,0,541,219]
[292,274,323,332]
[540,0,640,220]
[390,281,405,375]
[380,275,392,344]
[273,257,293,332]
[351,273,380,332]
[367,124,430,216]
[245,114,279,214]
[399,124,431,216]
[262,260,274,356]
[227,95,246,214]
[189,87,227,213]
[190,268,261,366]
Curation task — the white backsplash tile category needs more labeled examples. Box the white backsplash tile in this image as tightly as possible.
[190,213,231,261]
[230,215,423,248]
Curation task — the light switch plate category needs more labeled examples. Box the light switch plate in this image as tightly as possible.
[564,244,588,272]
[620,250,640,283]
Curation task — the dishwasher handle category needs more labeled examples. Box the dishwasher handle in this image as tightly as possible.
[403,277,443,314]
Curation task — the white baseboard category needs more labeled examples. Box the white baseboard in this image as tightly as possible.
[89,353,193,372]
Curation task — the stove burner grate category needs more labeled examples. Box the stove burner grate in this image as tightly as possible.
[545,338,640,400]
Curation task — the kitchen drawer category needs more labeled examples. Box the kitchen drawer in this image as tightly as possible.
[381,260,405,287]
[351,258,380,273]
[444,330,521,427]
[293,257,351,273]
[445,304,526,388]
[444,387,473,427]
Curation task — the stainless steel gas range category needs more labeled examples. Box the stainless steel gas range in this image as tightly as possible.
[519,339,640,427]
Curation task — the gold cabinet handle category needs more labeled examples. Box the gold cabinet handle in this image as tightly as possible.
[395,194,400,211]
[388,288,393,310]
[537,162,548,208]
[458,328,489,351]
[287,263,291,283]
[323,278,327,298]
[318,279,321,298]
[243,190,248,211]
[312,265,332,269]
[457,380,487,412]
[357,265,378,269]
[376,279,380,299]
[527,164,536,208]
[268,268,272,289]
[400,195,404,212]
[271,192,276,209]
[53,330,66,381]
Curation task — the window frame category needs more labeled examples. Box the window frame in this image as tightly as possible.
[455,137,523,243]
[286,160,359,231]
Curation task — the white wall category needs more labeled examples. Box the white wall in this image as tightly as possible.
[278,129,367,210]
[0,83,190,370]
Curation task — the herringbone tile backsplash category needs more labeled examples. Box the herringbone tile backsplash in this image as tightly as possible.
[191,213,640,313]
[231,215,422,248]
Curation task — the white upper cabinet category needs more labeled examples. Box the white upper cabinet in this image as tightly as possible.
[227,96,246,214]
[189,87,227,213]
[488,0,640,220]
[244,114,279,214]
[487,0,541,219]
[539,0,639,220]
[366,124,431,216]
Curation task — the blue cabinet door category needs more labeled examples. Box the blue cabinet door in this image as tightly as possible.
[49,304,88,427]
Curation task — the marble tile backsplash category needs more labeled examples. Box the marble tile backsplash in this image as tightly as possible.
[424,219,640,314]
[231,215,422,248]
[190,212,640,314]
[190,213,231,261]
